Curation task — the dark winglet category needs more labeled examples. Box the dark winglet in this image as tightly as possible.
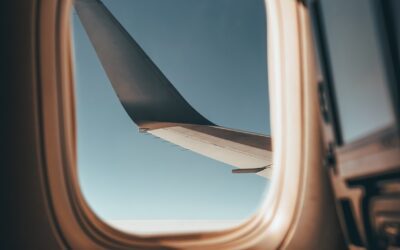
[74,0,214,128]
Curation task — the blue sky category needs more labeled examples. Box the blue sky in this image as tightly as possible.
[72,0,269,221]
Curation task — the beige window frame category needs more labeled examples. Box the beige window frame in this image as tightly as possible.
[36,0,344,249]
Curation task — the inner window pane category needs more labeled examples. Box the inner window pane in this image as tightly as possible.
[71,0,270,234]
[320,0,395,144]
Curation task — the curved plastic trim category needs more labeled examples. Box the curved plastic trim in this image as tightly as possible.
[32,0,345,249]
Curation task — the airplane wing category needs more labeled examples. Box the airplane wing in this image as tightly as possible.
[74,0,273,178]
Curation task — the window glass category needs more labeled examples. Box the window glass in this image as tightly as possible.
[72,0,270,234]
[320,0,395,143]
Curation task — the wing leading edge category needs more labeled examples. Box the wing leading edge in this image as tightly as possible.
[74,0,273,178]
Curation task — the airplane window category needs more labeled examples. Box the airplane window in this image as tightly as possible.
[71,0,270,234]
[319,0,395,144]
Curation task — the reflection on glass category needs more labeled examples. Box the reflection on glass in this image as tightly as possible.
[72,0,270,234]
[320,0,395,144]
